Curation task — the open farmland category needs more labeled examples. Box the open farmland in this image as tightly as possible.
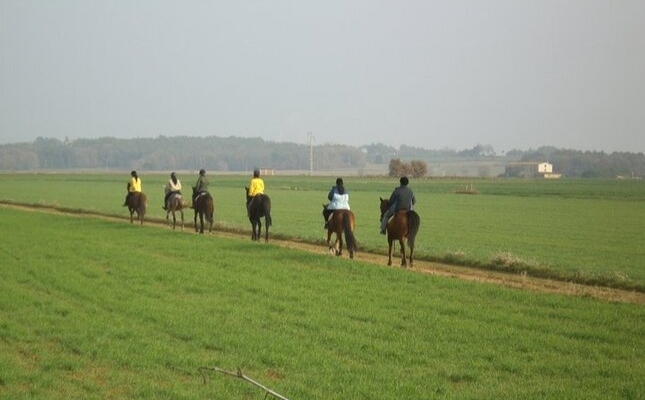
[1,173,644,290]
[0,205,643,399]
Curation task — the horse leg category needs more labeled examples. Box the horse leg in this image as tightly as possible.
[199,213,205,234]
[326,228,335,254]
[337,232,343,256]
[180,210,184,231]
[408,240,414,267]
[137,204,144,226]
[264,218,269,243]
[257,220,263,241]
[387,239,394,266]
[399,239,407,267]
[194,210,199,233]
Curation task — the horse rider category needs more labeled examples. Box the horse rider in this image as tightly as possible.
[246,168,265,216]
[162,172,182,210]
[122,170,142,206]
[380,176,416,234]
[323,177,350,229]
[191,169,209,208]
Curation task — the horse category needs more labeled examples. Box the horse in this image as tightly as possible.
[323,206,357,259]
[127,192,147,225]
[379,197,421,267]
[165,193,188,231]
[192,187,214,234]
[245,187,272,242]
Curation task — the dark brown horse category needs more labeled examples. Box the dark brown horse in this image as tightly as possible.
[127,192,147,225]
[192,187,214,234]
[245,187,272,242]
[323,206,357,259]
[165,193,188,231]
[379,197,420,267]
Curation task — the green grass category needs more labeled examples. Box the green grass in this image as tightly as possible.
[1,173,644,290]
[0,208,643,399]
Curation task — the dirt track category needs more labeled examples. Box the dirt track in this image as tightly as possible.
[4,202,644,305]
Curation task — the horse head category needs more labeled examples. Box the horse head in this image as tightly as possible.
[379,197,390,218]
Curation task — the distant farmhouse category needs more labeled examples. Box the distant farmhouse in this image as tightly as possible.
[504,162,562,178]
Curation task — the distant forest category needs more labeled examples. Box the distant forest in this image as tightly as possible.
[1,136,644,178]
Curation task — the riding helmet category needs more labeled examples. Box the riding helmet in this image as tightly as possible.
[400,176,409,186]
[130,170,137,177]
[336,177,344,186]
[199,169,205,175]
[253,168,260,178]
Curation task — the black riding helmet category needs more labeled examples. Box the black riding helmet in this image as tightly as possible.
[199,169,205,176]
[253,168,260,178]
[336,177,344,186]
[400,176,409,186]
[130,170,137,178]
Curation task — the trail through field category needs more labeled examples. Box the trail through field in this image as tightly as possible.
[3,202,643,304]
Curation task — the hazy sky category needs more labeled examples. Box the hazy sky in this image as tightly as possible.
[1,1,644,153]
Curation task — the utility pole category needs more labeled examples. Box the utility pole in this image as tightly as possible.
[307,132,315,176]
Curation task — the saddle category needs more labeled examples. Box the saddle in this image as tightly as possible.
[194,191,208,203]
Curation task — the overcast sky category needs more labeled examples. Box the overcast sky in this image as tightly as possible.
[1,1,643,153]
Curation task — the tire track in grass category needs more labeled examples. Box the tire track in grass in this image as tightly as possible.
[2,201,643,305]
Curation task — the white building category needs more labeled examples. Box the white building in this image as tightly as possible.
[505,161,560,178]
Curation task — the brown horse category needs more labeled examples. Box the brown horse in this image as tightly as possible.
[323,206,357,258]
[127,192,147,225]
[165,193,188,231]
[379,197,420,267]
[192,187,214,234]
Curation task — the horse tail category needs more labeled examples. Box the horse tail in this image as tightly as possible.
[407,210,420,248]
[343,212,357,253]
[264,195,272,227]
[137,192,147,224]
[207,195,214,223]
[137,192,146,211]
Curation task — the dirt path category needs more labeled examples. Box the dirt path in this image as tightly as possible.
[4,202,644,304]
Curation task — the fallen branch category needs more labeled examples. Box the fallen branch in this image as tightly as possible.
[198,366,290,400]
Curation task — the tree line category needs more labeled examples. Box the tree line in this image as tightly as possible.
[0,136,643,178]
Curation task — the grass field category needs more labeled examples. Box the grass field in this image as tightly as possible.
[1,173,644,290]
[0,207,643,399]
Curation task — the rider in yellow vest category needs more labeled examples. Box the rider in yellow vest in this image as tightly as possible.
[123,170,142,206]
[246,168,264,216]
